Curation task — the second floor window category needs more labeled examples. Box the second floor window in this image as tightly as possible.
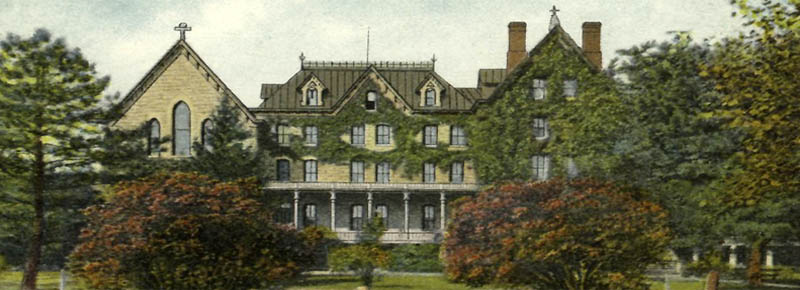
[532,155,550,181]
[530,79,547,100]
[533,118,549,140]
[376,162,390,183]
[351,160,365,183]
[424,125,437,146]
[564,79,578,97]
[351,204,364,231]
[351,125,365,145]
[304,160,318,182]
[304,204,317,227]
[376,125,391,145]
[304,126,318,146]
[422,205,436,231]
[277,160,290,181]
[425,88,436,106]
[451,162,464,184]
[423,162,436,183]
[277,124,290,146]
[450,125,466,146]
[306,88,319,106]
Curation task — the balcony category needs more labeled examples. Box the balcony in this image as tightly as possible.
[265,182,480,193]
[335,230,443,244]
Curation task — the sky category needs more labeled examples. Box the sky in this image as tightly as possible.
[2,0,747,107]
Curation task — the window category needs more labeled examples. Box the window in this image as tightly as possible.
[304,126,318,146]
[277,160,290,181]
[424,125,438,146]
[451,162,464,184]
[304,160,318,182]
[564,79,578,97]
[530,79,547,100]
[202,119,213,152]
[306,88,319,106]
[450,126,466,146]
[423,162,436,183]
[532,155,550,181]
[425,88,436,106]
[277,124,290,146]
[533,118,549,140]
[351,161,365,183]
[276,203,292,224]
[422,205,436,231]
[376,162,390,183]
[366,91,377,111]
[566,158,579,178]
[351,125,365,145]
[376,125,391,145]
[304,204,317,227]
[173,102,191,156]
[351,204,364,231]
[374,204,388,221]
[148,119,160,157]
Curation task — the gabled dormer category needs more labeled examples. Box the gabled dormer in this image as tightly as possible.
[417,76,444,107]
[299,74,326,106]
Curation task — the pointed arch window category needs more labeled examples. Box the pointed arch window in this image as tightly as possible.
[148,119,160,157]
[306,88,319,106]
[173,102,191,156]
[202,119,213,152]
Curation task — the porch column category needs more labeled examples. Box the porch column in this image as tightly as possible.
[330,191,336,230]
[403,192,410,234]
[729,245,738,267]
[766,249,774,267]
[440,192,446,230]
[367,192,374,219]
[293,190,300,230]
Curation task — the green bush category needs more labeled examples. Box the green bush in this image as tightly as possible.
[0,255,8,272]
[389,244,443,272]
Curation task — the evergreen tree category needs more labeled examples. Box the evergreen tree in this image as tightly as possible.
[0,29,108,290]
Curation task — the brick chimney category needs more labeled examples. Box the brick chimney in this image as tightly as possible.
[506,22,527,73]
[582,22,602,69]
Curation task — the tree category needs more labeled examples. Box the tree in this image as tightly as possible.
[328,217,390,289]
[443,179,670,290]
[0,29,109,290]
[69,172,312,290]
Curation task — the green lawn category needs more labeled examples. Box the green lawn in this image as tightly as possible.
[0,271,795,290]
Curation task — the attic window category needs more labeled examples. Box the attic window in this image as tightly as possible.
[306,88,319,106]
[425,88,436,106]
[564,79,578,97]
[366,91,377,111]
[530,79,547,100]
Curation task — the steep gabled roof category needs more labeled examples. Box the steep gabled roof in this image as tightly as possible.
[111,40,256,126]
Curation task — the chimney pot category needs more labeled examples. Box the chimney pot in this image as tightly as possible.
[582,22,602,69]
[506,21,527,73]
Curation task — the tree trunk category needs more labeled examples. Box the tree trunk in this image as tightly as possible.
[705,270,719,290]
[747,238,769,287]
[21,136,45,290]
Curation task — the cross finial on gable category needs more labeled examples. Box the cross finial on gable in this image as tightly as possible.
[548,6,561,30]
[174,22,192,41]
[550,5,560,16]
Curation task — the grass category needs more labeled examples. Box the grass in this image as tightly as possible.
[0,271,796,290]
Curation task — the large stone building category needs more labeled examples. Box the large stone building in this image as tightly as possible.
[111,12,604,244]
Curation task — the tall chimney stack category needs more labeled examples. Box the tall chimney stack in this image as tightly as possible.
[506,22,527,73]
[582,22,602,69]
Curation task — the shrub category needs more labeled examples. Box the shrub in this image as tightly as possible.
[69,172,312,290]
[328,217,389,288]
[389,244,443,272]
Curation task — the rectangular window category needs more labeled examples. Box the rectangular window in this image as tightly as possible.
[304,126,318,146]
[276,203,292,224]
[450,126,466,146]
[351,125,365,145]
[425,88,436,106]
[351,204,364,231]
[376,162,390,183]
[422,205,436,231]
[423,162,436,183]
[533,118,549,139]
[277,160,290,182]
[374,204,388,221]
[304,160,318,182]
[424,125,438,146]
[366,92,377,111]
[530,79,547,100]
[351,161,365,183]
[277,124,290,146]
[532,155,550,181]
[564,79,578,97]
[304,204,317,227]
[376,125,391,145]
[451,162,464,184]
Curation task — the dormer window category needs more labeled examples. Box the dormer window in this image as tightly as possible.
[306,88,319,106]
[418,79,442,107]
[300,76,325,106]
[425,88,436,106]
[530,79,547,100]
[366,91,377,111]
